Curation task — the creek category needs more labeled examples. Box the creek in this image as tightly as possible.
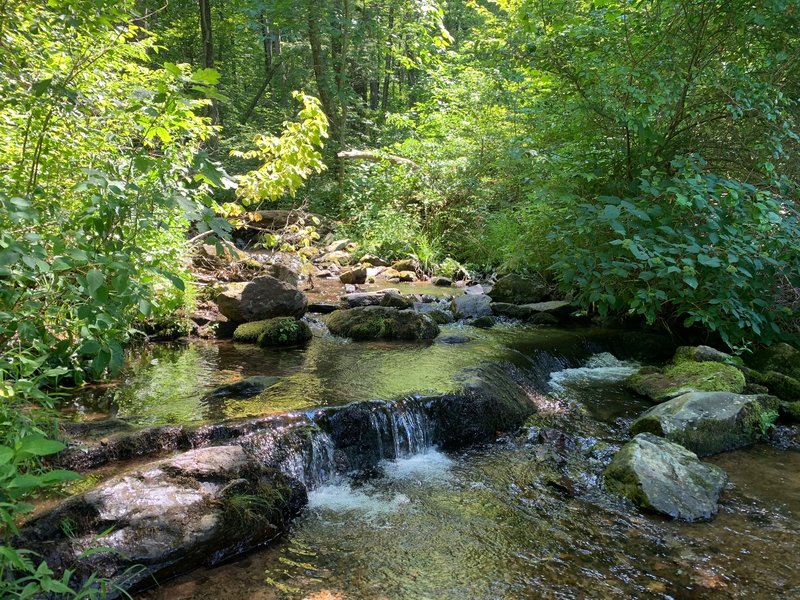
[58,323,800,599]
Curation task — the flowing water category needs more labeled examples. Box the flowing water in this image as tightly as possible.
[75,323,800,599]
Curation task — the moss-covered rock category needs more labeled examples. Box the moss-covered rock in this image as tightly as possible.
[605,433,727,522]
[489,274,549,305]
[747,342,800,380]
[380,291,415,309]
[233,320,271,343]
[779,401,800,422]
[625,360,745,403]
[413,302,454,324]
[327,306,439,341]
[630,391,780,456]
[673,345,732,364]
[256,317,313,347]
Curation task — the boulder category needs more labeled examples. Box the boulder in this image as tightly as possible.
[359,254,390,267]
[307,302,340,314]
[263,263,300,287]
[747,342,800,381]
[523,300,573,317]
[339,289,400,308]
[216,276,307,323]
[625,360,745,403]
[605,433,727,522]
[382,267,416,282]
[491,302,533,319]
[743,343,800,402]
[256,317,313,347]
[339,267,367,285]
[20,446,306,593]
[530,312,559,325]
[431,276,452,287]
[630,392,780,456]
[206,376,281,399]
[489,274,549,304]
[327,306,439,341]
[391,258,417,272]
[380,291,415,310]
[319,250,351,265]
[674,345,732,364]
[451,294,493,319]
[413,302,455,324]
[471,315,498,329]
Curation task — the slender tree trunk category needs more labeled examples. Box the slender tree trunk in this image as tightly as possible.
[198,0,220,128]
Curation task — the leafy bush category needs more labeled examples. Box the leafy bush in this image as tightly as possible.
[553,157,800,348]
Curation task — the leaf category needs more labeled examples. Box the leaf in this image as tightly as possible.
[18,435,65,457]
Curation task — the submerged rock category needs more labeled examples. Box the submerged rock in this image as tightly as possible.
[489,274,549,305]
[630,391,780,456]
[605,433,727,522]
[21,446,306,594]
[216,276,307,323]
[327,306,439,341]
[625,360,745,403]
[206,376,281,399]
[451,294,493,319]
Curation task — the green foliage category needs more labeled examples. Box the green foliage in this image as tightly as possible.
[232,93,329,205]
[553,156,800,347]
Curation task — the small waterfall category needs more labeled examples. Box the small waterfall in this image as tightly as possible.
[363,397,435,461]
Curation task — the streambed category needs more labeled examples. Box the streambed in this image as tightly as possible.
[56,323,800,599]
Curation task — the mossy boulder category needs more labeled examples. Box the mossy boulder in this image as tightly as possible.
[327,306,439,341]
[673,345,732,364]
[605,433,727,522]
[380,291,415,309]
[233,320,272,343]
[625,360,745,403]
[747,342,800,381]
[413,302,455,324]
[630,391,780,456]
[779,401,800,422]
[489,274,549,305]
[256,317,312,347]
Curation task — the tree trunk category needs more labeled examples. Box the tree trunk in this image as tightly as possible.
[198,0,220,128]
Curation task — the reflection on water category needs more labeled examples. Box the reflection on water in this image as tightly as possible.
[65,325,650,426]
[140,351,800,600]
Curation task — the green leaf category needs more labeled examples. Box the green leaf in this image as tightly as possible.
[18,435,65,457]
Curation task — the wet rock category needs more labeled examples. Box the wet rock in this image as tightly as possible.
[339,267,367,285]
[308,302,340,314]
[438,335,472,345]
[530,313,559,325]
[21,446,306,594]
[625,359,745,403]
[263,263,300,287]
[319,250,351,265]
[471,315,498,329]
[451,294,493,319]
[327,306,440,341]
[256,317,313,347]
[206,376,281,399]
[339,289,400,308]
[380,291,415,309]
[674,345,732,364]
[431,276,452,287]
[630,392,780,456]
[491,302,533,319]
[523,300,573,317]
[489,274,549,305]
[216,276,307,323]
[605,433,727,522]
[413,302,455,324]
[747,342,800,381]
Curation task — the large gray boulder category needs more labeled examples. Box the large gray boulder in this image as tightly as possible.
[605,433,727,522]
[20,446,306,593]
[489,274,549,304]
[451,294,492,319]
[327,306,439,341]
[414,302,455,324]
[630,392,780,456]
[216,275,307,322]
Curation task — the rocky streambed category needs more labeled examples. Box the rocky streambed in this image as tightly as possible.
[23,304,800,598]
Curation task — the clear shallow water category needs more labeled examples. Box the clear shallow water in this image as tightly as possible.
[141,355,800,600]
[65,325,648,426]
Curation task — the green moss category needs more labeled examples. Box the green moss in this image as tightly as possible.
[747,343,800,380]
[257,318,312,347]
[233,320,271,343]
[780,401,800,422]
[625,361,745,403]
[327,306,439,341]
[760,370,800,402]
